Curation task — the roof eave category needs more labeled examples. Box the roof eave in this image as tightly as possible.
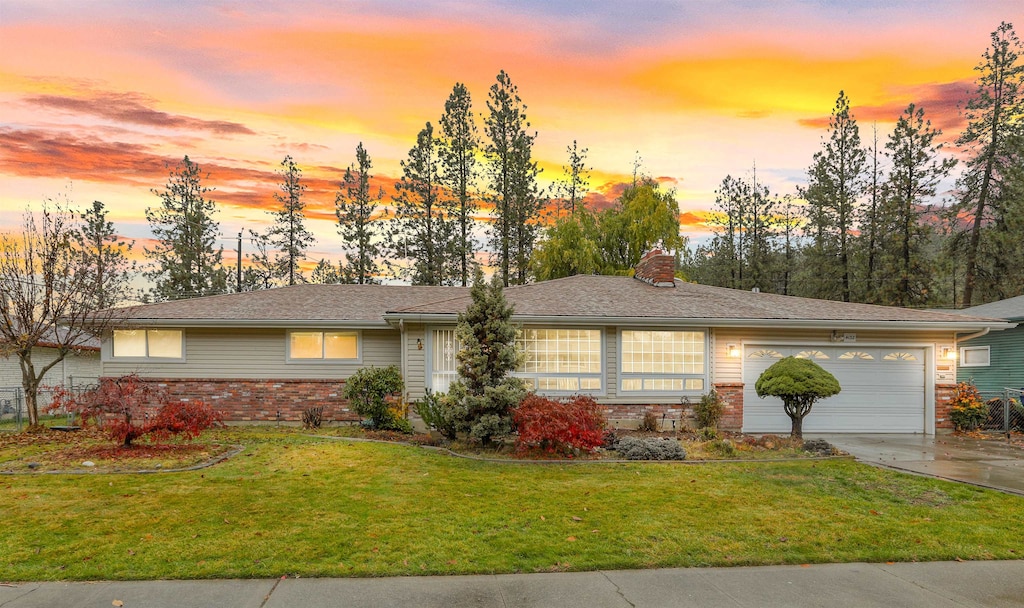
[383,313,1015,331]
[114,319,393,330]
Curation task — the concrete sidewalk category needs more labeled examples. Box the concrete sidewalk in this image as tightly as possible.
[2,561,1022,608]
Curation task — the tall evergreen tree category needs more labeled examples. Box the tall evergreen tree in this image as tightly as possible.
[266,155,314,286]
[801,91,866,301]
[858,123,887,303]
[555,140,590,217]
[952,22,1024,306]
[335,143,383,284]
[75,200,135,309]
[484,70,543,286]
[438,82,479,287]
[388,122,458,285]
[875,104,956,306]
[144,156,227,301]
[702,169,778,291]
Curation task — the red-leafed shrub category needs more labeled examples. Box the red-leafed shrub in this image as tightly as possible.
[51,374,222,446]
[513,394,606,456]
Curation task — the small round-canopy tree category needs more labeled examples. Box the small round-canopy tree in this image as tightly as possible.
[755,357,841,438]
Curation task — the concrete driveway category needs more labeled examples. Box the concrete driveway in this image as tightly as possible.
[814,434,1024,496]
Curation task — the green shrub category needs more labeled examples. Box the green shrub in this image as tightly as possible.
[694,389,724,429]
[343,366,406,431]
[414,389,458,439]
[614,436,686,460]
[706,438,735,457]
[697,426,719,440]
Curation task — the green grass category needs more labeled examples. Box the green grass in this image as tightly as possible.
[1,427,1022,581]
[0,414,71,432]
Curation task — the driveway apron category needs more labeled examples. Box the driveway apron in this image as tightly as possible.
[815,433,1024,496]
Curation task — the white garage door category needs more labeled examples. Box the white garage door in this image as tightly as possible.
[742,345,926,433]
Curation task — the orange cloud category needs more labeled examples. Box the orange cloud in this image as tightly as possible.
[798,80,973,134]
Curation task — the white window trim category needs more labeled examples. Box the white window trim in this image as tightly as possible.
[286,329,362,363]
[104,328,186,363]
[959,345,990,367]
[427,326,460,393]
[618,328,709,396]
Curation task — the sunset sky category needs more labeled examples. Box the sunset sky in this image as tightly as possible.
[0,1,1017,281]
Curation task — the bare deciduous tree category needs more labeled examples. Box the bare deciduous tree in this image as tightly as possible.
[0,201,124,427]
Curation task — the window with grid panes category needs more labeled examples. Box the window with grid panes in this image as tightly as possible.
[516,328,602,393]
[620,330,706,393]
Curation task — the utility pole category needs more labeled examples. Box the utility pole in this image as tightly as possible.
[236,231,243,292]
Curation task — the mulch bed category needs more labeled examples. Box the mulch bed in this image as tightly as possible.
[0,427,234,473]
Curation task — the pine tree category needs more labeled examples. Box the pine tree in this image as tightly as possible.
[144,156,227,301]
[310,258,341,284]
[266,155,314,286]
[335,143,383,284]
[438,82,479,287]
[388,122,458,285]
[801,91,867,301]
[702,169,778,291]
[442,268,525,444]
[876,104,956,306]
[555,140,590,217]
[858,123,886,303]
[484,70,543,286]
[953,22,1024,306]
[75,200,135,309]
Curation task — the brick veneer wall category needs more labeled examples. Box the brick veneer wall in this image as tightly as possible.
[713,383,744,430]
[121,378,358,423]
[935,383,957,430]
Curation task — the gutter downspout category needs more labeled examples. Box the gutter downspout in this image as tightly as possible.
[956,327,990,343]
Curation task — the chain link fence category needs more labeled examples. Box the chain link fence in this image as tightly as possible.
[0,376,99,432]
[979,388,1024,434]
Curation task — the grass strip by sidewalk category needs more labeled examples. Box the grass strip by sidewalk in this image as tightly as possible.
[2,427,1022,581]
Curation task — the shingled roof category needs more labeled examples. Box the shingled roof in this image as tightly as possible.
[386,275,1007,330]
[103,276,1008,331]
[111,284,468,327]
[953,294,1024,322]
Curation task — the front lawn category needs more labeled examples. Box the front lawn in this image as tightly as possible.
[1,427,1021,581]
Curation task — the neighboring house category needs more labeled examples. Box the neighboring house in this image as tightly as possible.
[1,330,101,409]
[96,252,1011,434]
[953,294,1024,397]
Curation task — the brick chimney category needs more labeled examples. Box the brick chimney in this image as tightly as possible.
[633,249,676,287]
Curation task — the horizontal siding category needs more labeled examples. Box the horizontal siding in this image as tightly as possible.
[405,325,427,399]
[1,348,100,389]
[102,328,401,380]
[604,325,618,399]
[957,326,1024,395]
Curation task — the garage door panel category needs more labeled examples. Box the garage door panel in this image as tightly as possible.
[742,345,925,434]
